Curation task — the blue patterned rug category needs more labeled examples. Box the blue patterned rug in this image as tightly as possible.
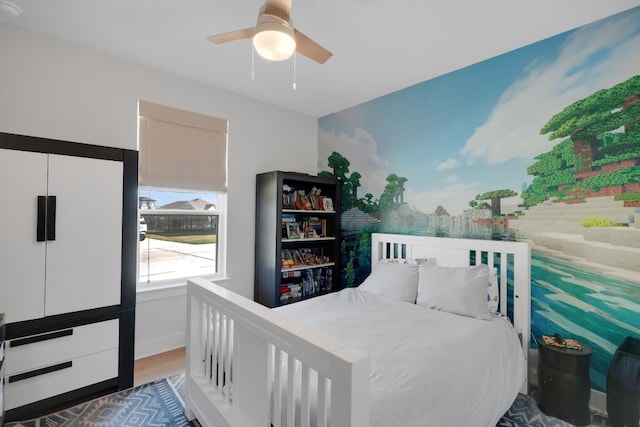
[6,375,612,427]
[498,393,611,427]
[5,375,193,427]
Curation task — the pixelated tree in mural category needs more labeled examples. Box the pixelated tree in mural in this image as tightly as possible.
[322,151,409,287]
[378,174,409,213]
[523,139,577,207]
[472,189,518,216]
[319,151,363,211]
[321,151,409,216]
[326,151,350,181]
[363,193,375,209]
[339,232,372,287]
[524,75,640,207]
[347,171,362,202]
[397,176,408,203]
[469,199,491,210]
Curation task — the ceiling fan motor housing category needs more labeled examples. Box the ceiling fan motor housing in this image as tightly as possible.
[253,11,296,61]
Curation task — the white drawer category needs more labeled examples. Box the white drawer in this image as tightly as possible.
[5,347,118,411]
[5,319,119,376]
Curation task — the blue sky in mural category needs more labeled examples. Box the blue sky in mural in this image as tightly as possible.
[319,7,640,216]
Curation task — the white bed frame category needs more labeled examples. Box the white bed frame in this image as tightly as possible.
[185,233,531,427]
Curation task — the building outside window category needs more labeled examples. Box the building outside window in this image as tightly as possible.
[138,190,223,286]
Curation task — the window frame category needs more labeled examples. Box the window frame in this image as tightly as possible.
[136,100,228,290]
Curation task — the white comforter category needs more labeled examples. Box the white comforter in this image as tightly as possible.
[275,288,525,427]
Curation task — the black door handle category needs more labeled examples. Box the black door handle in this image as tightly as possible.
[36,195,57,241]
[37,196,47,242]
[46,195,56,241]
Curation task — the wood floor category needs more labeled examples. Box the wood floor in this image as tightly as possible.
[133,347,186,386]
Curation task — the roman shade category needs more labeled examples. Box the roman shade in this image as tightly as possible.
[138,100,228,193]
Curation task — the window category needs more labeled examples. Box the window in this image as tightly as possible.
[138,101,228,288]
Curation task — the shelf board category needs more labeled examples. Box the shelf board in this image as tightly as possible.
[281,262,335,272]
[282,209,336,214]
[279,290,334,305]
[282,237,335,243]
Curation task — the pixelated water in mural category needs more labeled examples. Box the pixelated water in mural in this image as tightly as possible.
[318,7,640,392]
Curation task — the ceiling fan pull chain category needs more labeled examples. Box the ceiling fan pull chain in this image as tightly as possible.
[293,53,297,90]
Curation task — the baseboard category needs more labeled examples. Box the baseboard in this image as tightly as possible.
[590,389,607,416]
[135,331,186,360]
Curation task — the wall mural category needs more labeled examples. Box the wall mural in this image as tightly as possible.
[318,7,640,392]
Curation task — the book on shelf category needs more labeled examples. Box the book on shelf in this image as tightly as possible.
[281,247,330,269]
[293,249,305,265]
[288,284,302,298]
[279,285,291,301]
[282,213,296,222]
[282,270,302,279]
[303,270,318,295]
[279,283,302,301]
[299,216,327,238]
[281,249,294,269]
[279,267,333,302]
[282,184,296,209]
[282,186,333,212]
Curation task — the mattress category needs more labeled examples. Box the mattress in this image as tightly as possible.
[275,288,526,427]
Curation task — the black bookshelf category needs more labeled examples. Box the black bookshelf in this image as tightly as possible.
[255,171,342,308]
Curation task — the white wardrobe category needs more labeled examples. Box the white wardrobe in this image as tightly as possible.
[0,132,138,422]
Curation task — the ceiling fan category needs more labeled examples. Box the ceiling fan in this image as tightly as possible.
[207,0,332,64]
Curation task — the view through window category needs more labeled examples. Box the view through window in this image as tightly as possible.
[139,189,219,286]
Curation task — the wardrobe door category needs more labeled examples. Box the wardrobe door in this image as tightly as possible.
[0,149,48,323]
[44,154,123,316]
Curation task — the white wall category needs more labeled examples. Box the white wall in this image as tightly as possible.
[135,287,188,358]
[0,22,319,357]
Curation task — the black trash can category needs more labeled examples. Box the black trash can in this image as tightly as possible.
[607,336,640,427]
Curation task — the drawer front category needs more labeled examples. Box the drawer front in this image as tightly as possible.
[1,358,4,423]
[5,347,118,411]
[5,319,119,375]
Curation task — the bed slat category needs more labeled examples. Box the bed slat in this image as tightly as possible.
[499,253,508,315]
[216,312,224,393]
[301,365,311,427]
[273,348,283,426]
[286,353,295,427]
[317,374,328,427]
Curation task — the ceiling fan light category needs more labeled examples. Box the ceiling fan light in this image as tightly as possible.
[253,21,296,61]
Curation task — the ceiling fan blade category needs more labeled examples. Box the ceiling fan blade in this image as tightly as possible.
[207,27,256,44]
[264,0,292,21]
[294,29,332,64]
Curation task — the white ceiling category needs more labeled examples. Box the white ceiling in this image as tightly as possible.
[1,0,639,118]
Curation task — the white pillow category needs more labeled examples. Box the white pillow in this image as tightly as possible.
[359,261,419,303]
[416,263,492,320]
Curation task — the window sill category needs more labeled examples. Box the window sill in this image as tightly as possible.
[136,276,231,303]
